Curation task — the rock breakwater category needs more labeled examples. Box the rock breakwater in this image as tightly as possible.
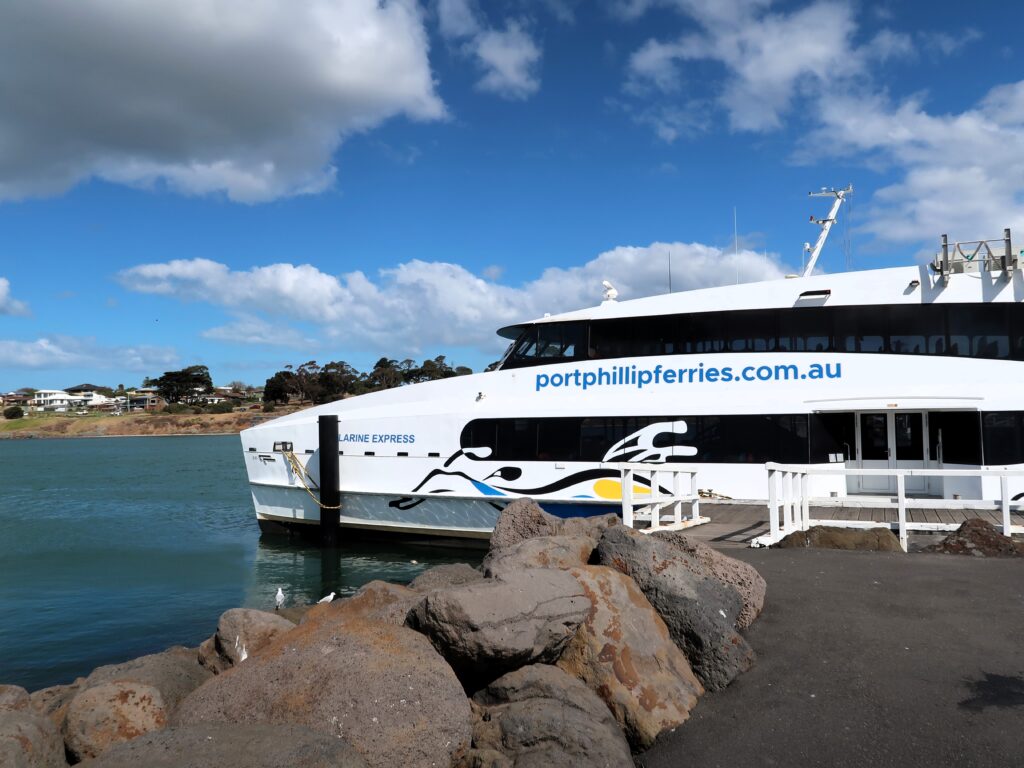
[2,499,765,767]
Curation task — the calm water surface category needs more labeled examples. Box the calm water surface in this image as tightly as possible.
[0,435,478,691]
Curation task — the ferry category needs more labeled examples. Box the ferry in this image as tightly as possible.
[241,187,1024,541]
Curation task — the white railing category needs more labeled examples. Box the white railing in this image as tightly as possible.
[604,463,707,533]
[756,463,1024,551]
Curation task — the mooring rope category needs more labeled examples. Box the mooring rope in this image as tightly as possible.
[281,450,344,510]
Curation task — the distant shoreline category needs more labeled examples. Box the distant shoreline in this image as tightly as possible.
[0,408,300,441]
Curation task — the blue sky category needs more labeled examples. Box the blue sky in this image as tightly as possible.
[1,0,1022,391]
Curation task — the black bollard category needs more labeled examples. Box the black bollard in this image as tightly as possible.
[318,414,341,547]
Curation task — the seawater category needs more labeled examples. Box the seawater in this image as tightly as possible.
[0,435,477,691]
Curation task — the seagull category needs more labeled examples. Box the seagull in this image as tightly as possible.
[317,592,336,604]
[275,587,285,611]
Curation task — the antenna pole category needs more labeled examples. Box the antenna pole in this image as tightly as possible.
[734,206,739,284]
[803,184,852,277]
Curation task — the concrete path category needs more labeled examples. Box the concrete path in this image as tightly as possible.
[637,548,1024,768]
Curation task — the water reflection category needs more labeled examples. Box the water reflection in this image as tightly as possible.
[246,534,484,612]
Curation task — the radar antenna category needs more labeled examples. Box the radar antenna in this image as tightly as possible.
[803,185,852,277]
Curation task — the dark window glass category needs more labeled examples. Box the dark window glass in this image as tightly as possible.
[536,418,580,461]
[930,411,982,464]
[504,322,587,368]
[894,412,924,460]
[496,419,536,459]
[809,412,856,462]
[889,304,945,355]
[778,309,830,352]
[948,305,1008,359]
[860,414,889,460]
[982,412,1024,465]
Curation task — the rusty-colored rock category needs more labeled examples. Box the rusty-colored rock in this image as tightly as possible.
[62,681,168,762]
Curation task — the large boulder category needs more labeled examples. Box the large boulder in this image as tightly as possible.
[482,534,596,579]
[596,525,754,691]
[489,499,617,550]
[0,685,31,712]
[922,518,1024,557]
[30,681,82,729]
[300,581,420,627]
[81,723,368,768]
[62,681,167,762]
[775,525,903,551]
[409,563,484,592]
[0,709,66,768]
[406,568,591,691]
[489,499,562,550]
[557,565,703,750]
[466,664,633,767]
[651,530,766,629]
[175,618,472,768]
[84,647,211,713]
[199,609,295,674]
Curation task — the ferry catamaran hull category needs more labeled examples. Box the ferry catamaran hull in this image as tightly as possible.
[242,249,1024,540]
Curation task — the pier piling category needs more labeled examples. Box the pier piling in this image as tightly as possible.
[318,415,341,547]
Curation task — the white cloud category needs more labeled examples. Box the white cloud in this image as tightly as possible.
[436,1,542,100]
[0,278,29,316]
[119,244,792,355]
[0,0,444,203]
[0,337,177,371]
[202,314,318,349]
[801,83,1024,244]
[625,0,859,133]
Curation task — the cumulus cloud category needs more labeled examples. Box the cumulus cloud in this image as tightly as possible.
[202,314,318,349]
[437,0,542,100]
[0,278,29,316]
[0,0,444,203]
[625,0,858,133]
[119,244,791,354]
[800,83,1024,245]
[0,336,177,371]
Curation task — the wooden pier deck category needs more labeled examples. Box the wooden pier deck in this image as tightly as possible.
[676,501,1024,548]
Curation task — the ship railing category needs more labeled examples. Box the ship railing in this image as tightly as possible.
[755,463,1024,551]
[604,462,708,533]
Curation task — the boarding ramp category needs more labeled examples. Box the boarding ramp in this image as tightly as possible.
[606,462,709,533]
[754,463,1024,551]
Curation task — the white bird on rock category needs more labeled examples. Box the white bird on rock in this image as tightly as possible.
[275,587,285,611]
[317,592,336,604]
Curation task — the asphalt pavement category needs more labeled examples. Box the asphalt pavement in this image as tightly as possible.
[637,548,1024,768]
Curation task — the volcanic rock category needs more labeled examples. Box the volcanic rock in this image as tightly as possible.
[0,708,66,768]
[775,526,903,551]
[198,609,295,674]
[466,664,632,767]
[556,565,703,749]
[81,723,368,768]
[409,563,484,592]
[651,530,767,629]
[62,681,167,762]
[482,534,597,579]
[300,580,421,627]
[596,525,754,691]
[922,518,1024,557]
[84,647,210,712]
[0,685,30,712]
[489,499,618,551]
[175,618,472,768]
[406,568,590,691]
[30,681,82,729]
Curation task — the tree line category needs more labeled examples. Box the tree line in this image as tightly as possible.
[263,356,473,405]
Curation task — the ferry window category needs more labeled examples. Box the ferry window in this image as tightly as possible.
[809,413,855,463]
[505,322,587,368]
[591,318,669,359]
[461,420,496,452]
[857,311,888,353]
[496,419,537,459]
[889,304,943,355]
[948,305,1009,359]
[778,309,830,352]
[537,418,580,461]
[982,412,1023,465]
[930,411,982,464]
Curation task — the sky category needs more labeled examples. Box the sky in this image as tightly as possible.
[1,0,1023,391]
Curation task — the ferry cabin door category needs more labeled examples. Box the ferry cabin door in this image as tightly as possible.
[856,412,928,495]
